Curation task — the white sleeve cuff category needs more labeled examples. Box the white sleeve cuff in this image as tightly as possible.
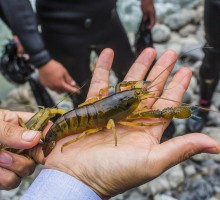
[21,169,101,200]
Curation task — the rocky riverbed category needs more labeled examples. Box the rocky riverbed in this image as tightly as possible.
[2,0,220,199]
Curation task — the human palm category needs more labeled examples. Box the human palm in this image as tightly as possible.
[32,48,220,199]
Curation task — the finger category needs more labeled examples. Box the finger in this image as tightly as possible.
[0,167,21,190]
[154,67,192,110]
[63,73,81,93]
[148,133,220,179]
[64,71,74,84]
[63,82,80,94]
[0,120,41,149]
[145,50,178,107]
[70,80,77,86]
[149,67,192,140]
[87,48,114,99]
[28,144,45,165]
[0,110,33,125]
[53,82,76,94]
[0,150,36,178]
[124,48,157,81]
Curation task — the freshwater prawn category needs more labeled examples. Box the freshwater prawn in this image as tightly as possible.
[42,79,198,156]
[0,48,214,157]
[41,48,205,157]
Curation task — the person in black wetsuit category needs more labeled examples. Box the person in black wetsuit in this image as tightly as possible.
[0,0,156,106]
[186,0,220,132]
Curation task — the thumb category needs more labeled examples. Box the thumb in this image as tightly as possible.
[27,144,45,165]
[0,120,41,149]
[63,69,74,84]
[63,82,80,94]
[150,133,220,175]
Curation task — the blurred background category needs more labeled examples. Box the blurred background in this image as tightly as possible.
[1,0,220,199]
[0,0,203,102]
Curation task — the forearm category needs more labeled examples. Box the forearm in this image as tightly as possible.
[21,169,102,200]
[0,0,51,68]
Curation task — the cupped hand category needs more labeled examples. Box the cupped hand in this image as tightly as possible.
[33,48,220,199]
[38,59,80,94]
[0,110,41,190]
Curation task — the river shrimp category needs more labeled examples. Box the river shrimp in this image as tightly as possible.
[42,69,200,157]
[0,48,216,157]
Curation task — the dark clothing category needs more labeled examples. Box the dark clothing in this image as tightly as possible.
[0,0,51,68]
[0,0,135,104]
[36,0,134,101]
[199,0,220,103]
[41,11,134,84]
[36,0,117,35]
[36,0,134,83]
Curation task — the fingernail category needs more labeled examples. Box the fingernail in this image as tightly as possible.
[71,80,76,86]
[204,147,219,154]
[0,152,13,165]
[22,130,40,142]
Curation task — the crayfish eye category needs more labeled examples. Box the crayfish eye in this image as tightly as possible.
[136,91,141,95]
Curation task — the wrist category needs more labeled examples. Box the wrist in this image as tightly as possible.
[30,50,51,68]
[38,60,54,73]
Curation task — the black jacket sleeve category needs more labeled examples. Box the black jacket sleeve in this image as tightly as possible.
[0,0,51,68]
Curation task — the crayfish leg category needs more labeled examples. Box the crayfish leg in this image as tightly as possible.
[49,108,67,115]
[0,145,9,151]
[126,109,163,120]
[116,80,151,92]
[99,86,115,97]
[18,117,27,128]
[61,128,101,152]
[127,106,151,118]
[127,106,193,120]
[106,119,117,146]
[118,121,166,127]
